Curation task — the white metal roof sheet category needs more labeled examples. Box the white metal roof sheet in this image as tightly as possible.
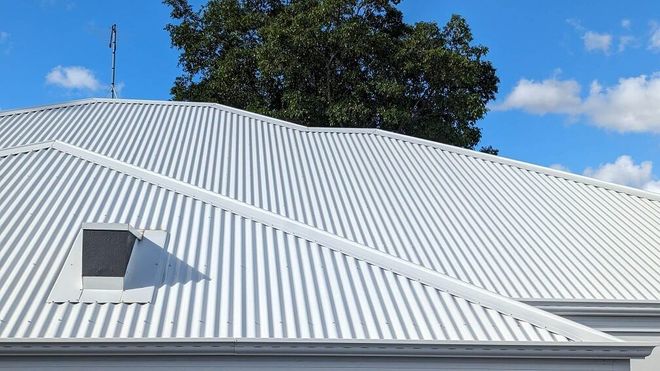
[0,145,591,342]
[0,99,658,303]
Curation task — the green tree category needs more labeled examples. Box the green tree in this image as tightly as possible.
[165,0,499,153]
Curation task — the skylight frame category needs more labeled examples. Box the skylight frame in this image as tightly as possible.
[48,223,168,304]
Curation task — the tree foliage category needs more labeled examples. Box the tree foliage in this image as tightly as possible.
[165,0,499,153]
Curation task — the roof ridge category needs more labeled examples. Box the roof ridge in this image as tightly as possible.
[0,99,99,117]
[0,140,619,343]
[203,100,660,203]
[4,98,656,203]
[0,140,55,157]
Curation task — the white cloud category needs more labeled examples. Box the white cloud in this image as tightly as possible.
[567,19,637,54]
[621,19,631,29]
[583,156,653,188]
[0,31,10,54]
[497,73,660,133]
[40,0,75,10]
[550,164,571,172]
[583,31,612,53]
[650,22,660,52]
[46,65,101,90]
[549,164,571,173]
[645,180,660,193]
[582,155,660,193]
[618,35,635,52]
[566,18,585,32]
[496,78,581,115]
[552,156,660,193]
[583,74,660,132]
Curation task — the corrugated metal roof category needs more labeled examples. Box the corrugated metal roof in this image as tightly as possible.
[0,144,589,342]
[1,99,657,302]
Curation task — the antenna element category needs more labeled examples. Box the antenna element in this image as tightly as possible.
[109,24,117,99]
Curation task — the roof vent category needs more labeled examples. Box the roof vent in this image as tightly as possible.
[48,223,167,304]
[81,223,143,290]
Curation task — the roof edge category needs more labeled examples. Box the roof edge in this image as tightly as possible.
[524,299,660,316]
[96,99,660,203]
[44,140,619,343]
[2,98,658,202]
[0,99,98,116]
[369,130,660,202]
[0,338,653,359]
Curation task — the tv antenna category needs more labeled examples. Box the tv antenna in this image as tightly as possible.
[109,24,117,98]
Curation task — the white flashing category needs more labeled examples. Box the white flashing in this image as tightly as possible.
[82,222,144,239]
[47,140,618,342]
[48,227,168,304]
[82,276,124,290]
[3,98,658,202]
[0,141,54,158]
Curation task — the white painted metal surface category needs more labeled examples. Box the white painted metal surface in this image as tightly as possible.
[0,99,657,303]
[19,140,613,342]
[48,229,167,304]
[0,356,633,371]
[0,338,651,370]
[82,277,124,290]
[0,146,589,342]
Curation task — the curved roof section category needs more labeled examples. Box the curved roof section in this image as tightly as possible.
[0,99,659,302]
[0,143,614,342]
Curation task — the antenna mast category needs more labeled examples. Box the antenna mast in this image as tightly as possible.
[109,24,117,99]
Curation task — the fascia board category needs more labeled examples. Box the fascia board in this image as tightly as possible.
[0,338,653,359]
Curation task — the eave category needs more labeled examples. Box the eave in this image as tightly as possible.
[0,338,654,360]
[524,300,660,337]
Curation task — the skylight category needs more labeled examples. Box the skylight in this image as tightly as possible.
[48,223,168,304]
[81,223,143,290]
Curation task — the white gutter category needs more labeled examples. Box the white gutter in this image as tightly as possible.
[0,338,654,359]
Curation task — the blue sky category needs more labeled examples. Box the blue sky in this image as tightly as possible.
[1,0,659,192]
